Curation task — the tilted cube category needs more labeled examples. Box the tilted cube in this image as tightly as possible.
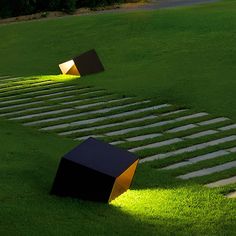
[59,49,104,76]
[51,137,139,203]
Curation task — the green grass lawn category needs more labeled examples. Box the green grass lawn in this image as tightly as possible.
[0,0,236,235]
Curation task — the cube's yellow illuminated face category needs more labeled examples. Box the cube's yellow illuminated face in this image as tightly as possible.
[59,60,80,76]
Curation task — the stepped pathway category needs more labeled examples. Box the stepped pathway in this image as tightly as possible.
[0,75,236,193]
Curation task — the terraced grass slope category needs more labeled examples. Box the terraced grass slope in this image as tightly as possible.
[0,75,236,235]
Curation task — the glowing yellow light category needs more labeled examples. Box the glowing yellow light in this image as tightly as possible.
[109,160,139,203]
[59,50,104,77]
[59,60,80,76]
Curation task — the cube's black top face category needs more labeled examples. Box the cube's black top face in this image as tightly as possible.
[64,137,138,178]
[73,49,104,76]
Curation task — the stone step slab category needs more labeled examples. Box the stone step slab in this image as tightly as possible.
[49,95,75,101]
[166,124,197,133]
[74,97,132,109]
[22,100,149,125]
[0,105,52,117]
[177,160,236,180]
[229,147,236,152]
[0,97,31,105]
[129,138,183,152]
[198,117,229,126]
[37,104,170,130]
[226,192,236,198]
[0,85,76,101]
[0,81,60,94]
[175,112,208,121]
[106,112,208,136]
[10,108,74,120]
[0,76,22,82]
[126,133,162,142]
[61,94,112,105]
[140,135,236,163]
[184,130,218,139]
[0,101,43,111]
[218,124,236,131]
[34,87,85,99]
[206,176,236,188]
[162,150,230,170]
[60,115,157,136]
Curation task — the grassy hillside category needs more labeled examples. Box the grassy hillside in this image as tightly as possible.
[0,0,236,119]
[0,0,236,235]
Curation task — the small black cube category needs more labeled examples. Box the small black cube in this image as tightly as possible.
[51,138,139,203]
[59,49,104,76]
[73,49,104,76]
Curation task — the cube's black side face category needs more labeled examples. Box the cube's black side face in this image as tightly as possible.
[51,158,115,202]
[73,49,104,76]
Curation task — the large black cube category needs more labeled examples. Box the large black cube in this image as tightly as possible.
[51,138,139,203]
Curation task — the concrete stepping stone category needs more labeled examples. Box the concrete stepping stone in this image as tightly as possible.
[0,105,52,117]
[0,84,65,100]
[226,192,236,198]
[198,117,229,126]
[35,104,170,130]
[35,89,79,99]
[163,150,230,170]
[74,135,103,141]
[106,112,207,136]
[49,95,75,101]
[184,130,218,139]
[126,133,162,142]
[229,147,236,152]
[140,135,236,163]
[129,138,183,152]
[0,85,76,101]
[0,97,31,105]
[23,100,149,125]
[60,115,157,136]
[175,112,208,121]
[75,97,132,109]
[218,124,236,131]
[0,101,42,111]
[166,124,197,133]
[110,141,125,145]
[61,94,112,105]
[177,160,236,180]
[106,118,173,136]
[206,176,236,188]
[103,104,170,119]
[11,108,74,120]
[0,76,22,82]
[0,75,10,79]
[0,81,58,93]
[35,89,105,99]
[67,110,183,135]
[159,109,188,117]
[2,92,108,119]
